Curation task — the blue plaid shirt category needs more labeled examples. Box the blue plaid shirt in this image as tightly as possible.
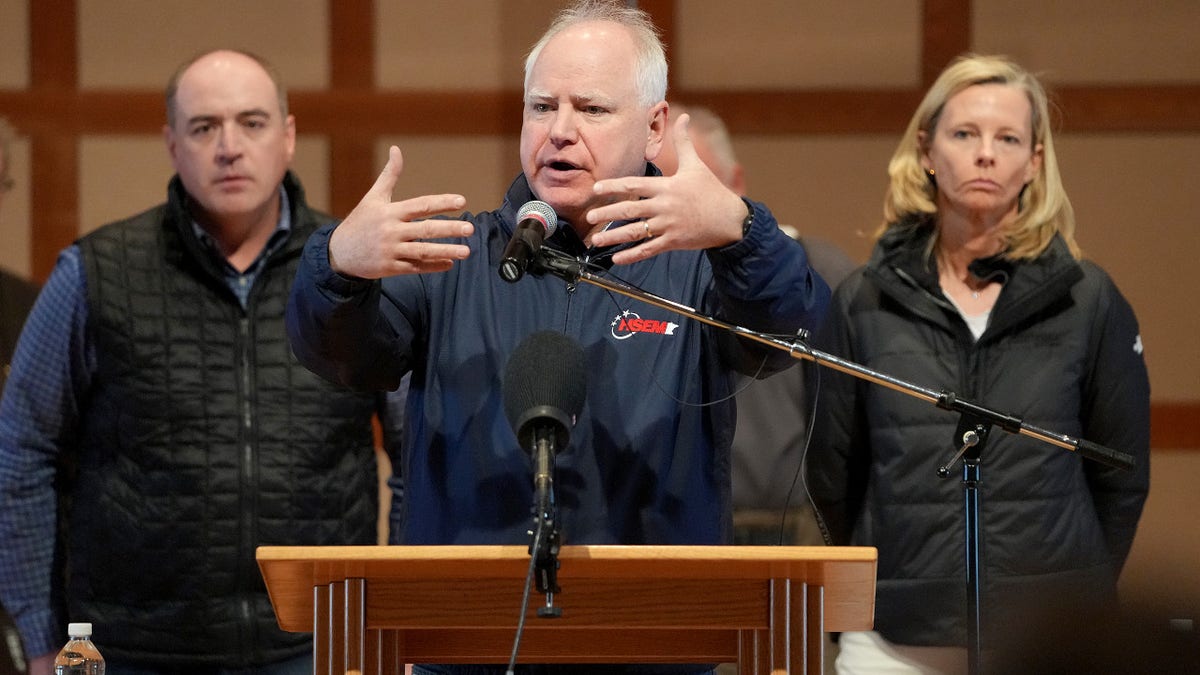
[0,189,291,658]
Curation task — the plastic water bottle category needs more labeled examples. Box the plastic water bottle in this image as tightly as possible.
[53,623,105,675]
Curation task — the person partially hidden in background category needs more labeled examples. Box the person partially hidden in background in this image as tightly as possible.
[286,2,830,673]
[806,54,1150,674]
[0,115,40,675]
[0,117,39,396]
[0,50,391,675]
[654,102,857,546]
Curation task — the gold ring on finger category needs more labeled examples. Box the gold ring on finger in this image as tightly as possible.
[643,221,654,239]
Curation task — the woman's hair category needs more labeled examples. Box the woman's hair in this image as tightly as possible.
[880,54,1078,260]
[524,0,668,108]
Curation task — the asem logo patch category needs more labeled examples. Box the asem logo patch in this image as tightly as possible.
[610,310,679,340]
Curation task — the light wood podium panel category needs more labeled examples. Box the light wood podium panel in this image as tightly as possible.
[257,545,876,675]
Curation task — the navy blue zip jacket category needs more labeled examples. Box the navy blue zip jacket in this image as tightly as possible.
[287,170,829,546]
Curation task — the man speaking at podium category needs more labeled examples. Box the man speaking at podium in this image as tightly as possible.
[287,3,828,669]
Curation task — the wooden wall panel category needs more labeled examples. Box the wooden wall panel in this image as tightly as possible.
[673,2,922,89]
[0,1,29,88]
[974,0,1200,84]
[76,0,329,89]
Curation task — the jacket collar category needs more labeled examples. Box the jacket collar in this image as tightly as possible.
[866,215,1085,341]
[163,170,309,278]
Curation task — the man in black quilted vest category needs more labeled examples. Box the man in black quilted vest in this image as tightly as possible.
[0,50,385,675]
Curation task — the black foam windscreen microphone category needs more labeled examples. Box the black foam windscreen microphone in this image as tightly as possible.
[502,330,587,452]
[498,200,558,283]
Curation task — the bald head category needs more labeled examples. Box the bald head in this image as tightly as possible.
[166,49,288,130]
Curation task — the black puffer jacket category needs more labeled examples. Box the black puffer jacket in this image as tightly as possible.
[807,220,1150,647]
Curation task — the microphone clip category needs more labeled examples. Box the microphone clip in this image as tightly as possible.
[531,523,563,618]
[535,248,584,284]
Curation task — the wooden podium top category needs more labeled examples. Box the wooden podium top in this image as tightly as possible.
[258,545,876,633]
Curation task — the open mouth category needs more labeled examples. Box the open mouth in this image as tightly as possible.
[549,160,579,172]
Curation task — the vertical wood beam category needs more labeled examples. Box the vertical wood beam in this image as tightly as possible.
[329,0,378,217]
[28,0,79,282]
[637,0,677,92]
[315,584,332,674]
[922,0,972,87]
[29,0,77,90]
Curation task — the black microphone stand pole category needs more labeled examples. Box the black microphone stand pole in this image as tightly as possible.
[937,414,990,673]
[538,249,1134,471]
[537,250,1136,675]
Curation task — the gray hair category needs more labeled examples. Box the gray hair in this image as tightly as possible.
[524,0,668,107]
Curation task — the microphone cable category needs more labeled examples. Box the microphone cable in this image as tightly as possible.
[505,520,546,675]
[777,357,823,546]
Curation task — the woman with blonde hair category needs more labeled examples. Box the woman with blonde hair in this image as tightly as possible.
[807,54,1150,673]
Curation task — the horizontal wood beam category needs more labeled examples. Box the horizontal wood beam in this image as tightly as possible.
[1052,84,1200,133]
[5,85,1200,137]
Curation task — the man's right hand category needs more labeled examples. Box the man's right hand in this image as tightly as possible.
[328,145,475,279]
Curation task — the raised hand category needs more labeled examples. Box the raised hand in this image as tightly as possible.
[586,113,747,265]
[328,145,475,279]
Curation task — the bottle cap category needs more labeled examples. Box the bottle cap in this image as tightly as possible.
[67,622,92,637]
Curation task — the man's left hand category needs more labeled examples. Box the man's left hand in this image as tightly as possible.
[587,113,747,265]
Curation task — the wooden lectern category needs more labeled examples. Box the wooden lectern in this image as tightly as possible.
[257,545,875,675]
